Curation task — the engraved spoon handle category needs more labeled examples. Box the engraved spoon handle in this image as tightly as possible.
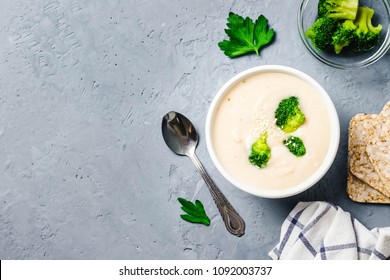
[189,152,245,237]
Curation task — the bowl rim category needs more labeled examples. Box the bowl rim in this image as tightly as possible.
[205,65,340,198]
[297,0,390,69]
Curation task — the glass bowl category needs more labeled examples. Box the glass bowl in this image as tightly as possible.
[298,0,390,69]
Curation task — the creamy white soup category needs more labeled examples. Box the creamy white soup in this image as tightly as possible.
[212,72,331,190]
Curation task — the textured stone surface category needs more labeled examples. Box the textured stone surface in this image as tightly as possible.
[0,0,389,260]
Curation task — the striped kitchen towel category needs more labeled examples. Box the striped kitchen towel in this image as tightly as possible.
[269,201,390,260]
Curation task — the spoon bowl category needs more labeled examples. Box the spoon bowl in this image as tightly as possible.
[162,111,198,156]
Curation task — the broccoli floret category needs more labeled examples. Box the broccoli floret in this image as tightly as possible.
[307,2,381,54]
[284,136,306,157]
[318,0,358,20]
[332,20,357,54]
[249,133,271,168]
[351,6,382,52]
[305,17,339,52]
[275,97,306,133]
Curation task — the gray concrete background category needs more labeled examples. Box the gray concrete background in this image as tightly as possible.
[0,0,389,260]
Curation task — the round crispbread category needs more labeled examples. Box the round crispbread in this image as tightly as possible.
[365,105,390,192]
[348,114,389,196]
[347,172,390,203]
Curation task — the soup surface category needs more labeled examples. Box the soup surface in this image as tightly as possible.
[212,72,331,190]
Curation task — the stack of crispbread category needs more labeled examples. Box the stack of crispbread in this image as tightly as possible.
[347,101,390,203]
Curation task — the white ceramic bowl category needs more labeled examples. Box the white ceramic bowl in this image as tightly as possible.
[205,65,340,198]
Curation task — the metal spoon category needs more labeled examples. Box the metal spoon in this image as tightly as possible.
[162,111,245,237]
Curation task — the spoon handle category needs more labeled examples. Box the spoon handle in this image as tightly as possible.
[189,152,245,237]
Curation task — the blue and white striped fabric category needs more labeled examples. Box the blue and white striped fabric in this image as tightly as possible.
[269,202,390,260]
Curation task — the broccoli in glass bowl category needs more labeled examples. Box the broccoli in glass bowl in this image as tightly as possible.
[298,0,390,68]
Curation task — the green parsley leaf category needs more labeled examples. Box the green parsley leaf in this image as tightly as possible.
[218,12,275,58]
[178,197,210,226]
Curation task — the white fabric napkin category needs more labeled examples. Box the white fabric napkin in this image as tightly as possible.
[269,201,390,260]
